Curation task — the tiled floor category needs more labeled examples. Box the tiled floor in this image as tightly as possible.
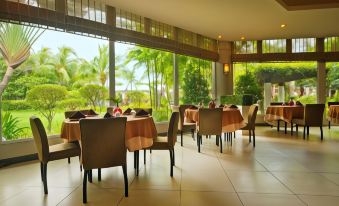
[1,126,339,205]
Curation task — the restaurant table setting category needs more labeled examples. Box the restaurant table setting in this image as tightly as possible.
[265,105,304,124]
[329,105,339,124]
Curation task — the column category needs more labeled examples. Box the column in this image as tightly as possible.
[173,53,179,106]
[109,41,115,106]
[211,62,217,101]
[278,83,285,102]
[264,82,272,109]
[317,61,326,104]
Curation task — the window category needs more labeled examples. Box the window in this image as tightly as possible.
[234,41,257,54]
[116,9,144,32]
[292,38,316,53]
[325,37,339,52]
[262,39,286,53]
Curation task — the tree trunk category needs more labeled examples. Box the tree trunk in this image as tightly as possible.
[0,67,14,95]
[146,61,152,108]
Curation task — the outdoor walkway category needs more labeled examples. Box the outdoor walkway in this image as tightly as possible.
[1,126,339,205]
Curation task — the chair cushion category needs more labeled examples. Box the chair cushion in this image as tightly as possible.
[150,136,170,150]
[292,118,305,126]
[49,142,81,161]
[181,123,196,131]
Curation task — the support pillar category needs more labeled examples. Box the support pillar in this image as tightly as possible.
[278,83,285,102]
[317,61,326,104]
[264,83,272,109]
[109,40,115,106]
[212,62,217,100]
[173,54,179,106]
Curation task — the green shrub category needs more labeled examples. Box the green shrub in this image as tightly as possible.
[220,95,242,105]
[1,100,31,111]
[2,112,28,140]
[296,95,316,104]
[58,98,85,110]
[153,109,169,122]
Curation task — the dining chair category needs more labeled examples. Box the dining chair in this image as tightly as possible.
[292,104,325,140]
[270,102,288,133]
[79,117,128,203]
[240,105,258,147]
[148,112,179,177]
[179,105,196,146]
[29,116,81,195]
[328,102,339,129]
[197,108,223,153]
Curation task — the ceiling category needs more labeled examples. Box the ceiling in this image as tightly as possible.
[105,0,339,41]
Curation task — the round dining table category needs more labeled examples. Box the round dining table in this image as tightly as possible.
[329,105,339,124]
[60,115,157,152]
[184,107,246,132]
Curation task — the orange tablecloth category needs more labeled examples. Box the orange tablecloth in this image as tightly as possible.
[184,108,246,132]
[329,105,339,124]
[265,106,304,124]
[60,116,157,152]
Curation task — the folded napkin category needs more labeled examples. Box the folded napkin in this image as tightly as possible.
[136,109,149,116]
[87,109,98,115]
[103,112,113,118]
[296,101,303,106]
[218,104,225,108]
[189,105,198,109]
[69,111,86,120]
[123,108,132,115]
[228,104,238,109]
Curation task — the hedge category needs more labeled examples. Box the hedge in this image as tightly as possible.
[1,100,32,111]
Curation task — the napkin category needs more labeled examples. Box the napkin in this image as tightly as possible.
[69,111,86,120]
[228,104,238,109]
[103,112,113,118]
[88,109,98,115]
[136,109,149,116]
[218,104,225,108]
[296,101,303,106]
[189,105,198,109]
[123,108,132,115]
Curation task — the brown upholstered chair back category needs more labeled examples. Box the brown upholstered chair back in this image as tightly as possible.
[178,105,192,129]
[80,117,127,170]
[167,112,179,147]
[29,116,49,163]
[198,108,223,135]
[247,105,259,130]
[133,108,153,115]
[304,104,325,126]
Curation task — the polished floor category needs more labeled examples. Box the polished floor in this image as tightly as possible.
[1,126,339,205]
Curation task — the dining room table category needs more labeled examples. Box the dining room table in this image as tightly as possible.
[328,105,339,124]
[265,105,304,124]
[60,115,157,176]
[184,107,246,133]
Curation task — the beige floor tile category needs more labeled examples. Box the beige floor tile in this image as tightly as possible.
[227,171,292,194]
[255,156,310,172]
[273,172,339,195]
[181,191,243,206]
[321,173,339,185]
[298,195,339,206]
[118,190,180,206]
[239,193,305,206]
[218,155,267,172]
[0,186,26,202]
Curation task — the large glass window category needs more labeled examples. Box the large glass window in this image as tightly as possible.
[325,37,339,52]
[234,41,257,54]
[292,38,316,53]
[262,39,286,53]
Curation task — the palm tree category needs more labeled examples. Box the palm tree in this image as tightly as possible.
[0,23,43,95]
[92,45,109,86]
[119,67,139,91]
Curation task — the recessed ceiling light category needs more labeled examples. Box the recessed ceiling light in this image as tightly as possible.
[241,36,245,40]
[281,24,286,28]
[218,35,222,39]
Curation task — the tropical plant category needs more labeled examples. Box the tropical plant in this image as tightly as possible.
[26,84,67,132]
[79,84,107,111]
[2,112,28,140]
[58,98,85,111]
[0,23,43,95]
[235,71,263,102]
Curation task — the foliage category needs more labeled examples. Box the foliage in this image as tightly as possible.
[0,23,43,95]
[181,58,211,105]
[235,71,263,102]
[220,95,242,105]
[327,63,339,90]
[26,84,67,132]
[2,100,31,111]
[79,84,107,111]
[124,91,148,108]
[58,98,85,111]
[296,95,317,104]
[2,112,28,140]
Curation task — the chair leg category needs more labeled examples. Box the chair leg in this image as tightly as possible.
[134,152,136,169]
[219,135,223,153]
[284,122,287,134]
[198,135,201,153]
[43,163,48,194]
[253,130,256,147]
[40,162,43,181]
[68,157,71,164]
[79,156,82,172]
[329,121,331,129]
[181,131,183,147]
[88,170,92,183]
[320,126,323,141]
[249,130,252,143]
[122,164,128,197]
[307,126,310,136]
[83,170,88,203]
[169,150,173,177]
[234,131,236,138]
[150,149,152,154]
[224,133,226,141]
[296,125,298,134]
[230,133,232,146]
[144,149,146,165]
[172,149,175,166]
[191,129,195,140]
[277,120,280,132]
[135,151,139,176]
[98,168,101,181]
[303,126,306,139]
[216,135,219,146]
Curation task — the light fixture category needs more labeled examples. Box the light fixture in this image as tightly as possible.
[280,24,286,28]
[223,63,230,74]
[218,35,222,39]
[240,36,245,40]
